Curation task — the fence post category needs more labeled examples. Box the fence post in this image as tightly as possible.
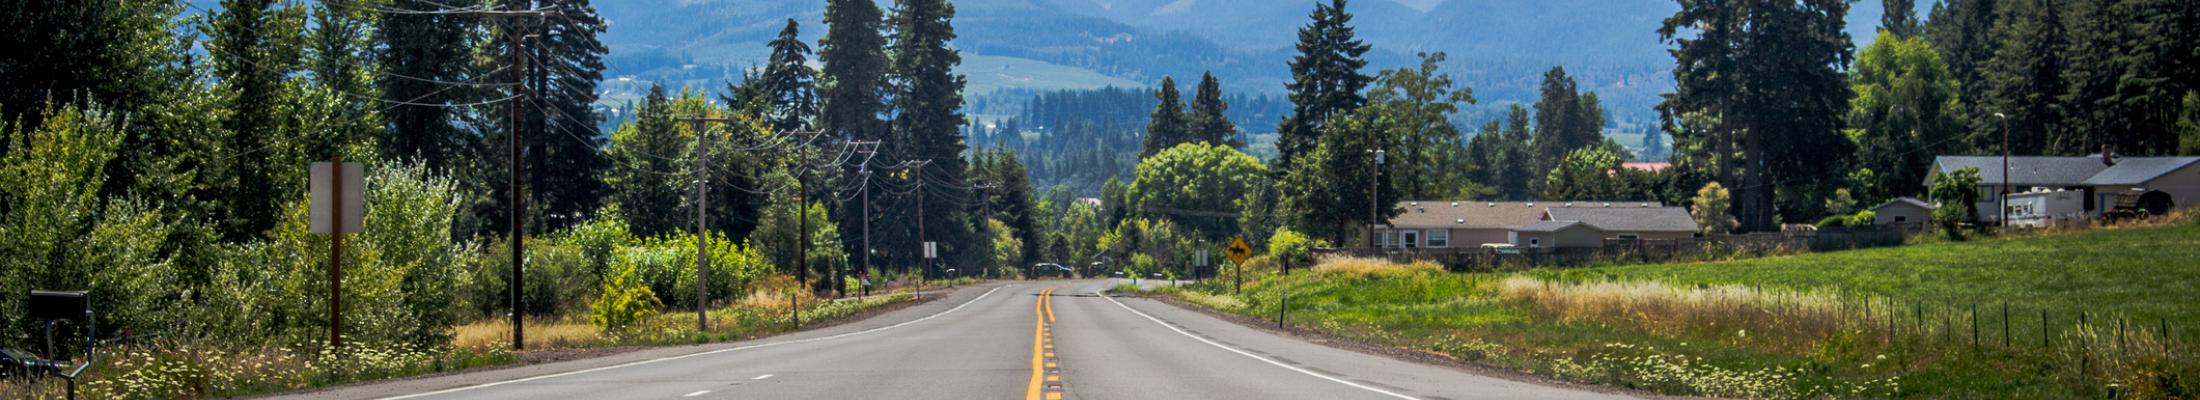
[1971,303,1979,350]
[2002,302,2011,348]
[2041,309,2049,349]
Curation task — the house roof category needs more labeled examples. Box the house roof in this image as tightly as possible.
[1386,200,1663,229]
[2080,157,2200,186]
[1544,207,1700,232]
[1871,196,1934,211]
[1515,220,1587,232]
[1933,156,2113,187]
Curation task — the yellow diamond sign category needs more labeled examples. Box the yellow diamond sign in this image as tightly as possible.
[1224,237,1254,265]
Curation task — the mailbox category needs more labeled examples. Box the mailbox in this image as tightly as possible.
[29,290,89,321]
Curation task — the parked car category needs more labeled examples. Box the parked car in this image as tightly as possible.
[1031,263,1074,278]
[1480,243,1522,255]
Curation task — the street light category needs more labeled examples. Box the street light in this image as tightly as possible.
[1995,112,2009,227]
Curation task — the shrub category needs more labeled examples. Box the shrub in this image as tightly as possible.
[1930,166,1982,240]
[1814,215,1850,228]
[1266,228,1325,268]
[591,254,661,334]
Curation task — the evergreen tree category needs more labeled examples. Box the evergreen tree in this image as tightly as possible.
[1533,66,1603,184]
[1659,0,1855,232]
[820,0,890,269]
[0,0,181,127]
[492,0,612,231]
[307,2,382,159]
[885,0,974,275]
[605,85,687,237]
[2054,0,2124,156]
[2179,91,2200,155]
[1927,0,2000,132]
[1278,112,1396,245]
[1187,72,1241,148]
[975,149,1042,267]
[205,0,310,240]
[2106,0,2199,155]
[756,19,820,134]
[1882,0,1923,38]
[1641,129,1667,161]
[377,0,479,170]
[1274,0,1372,173]
[1142,77,1189,158]
[1976,0,2064,155]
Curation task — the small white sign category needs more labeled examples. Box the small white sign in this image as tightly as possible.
[1197,249,1209,267]
[923,241,938,259]
[309,162,365,234]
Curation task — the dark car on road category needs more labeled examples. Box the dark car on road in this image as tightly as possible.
[1030,263,1074,279]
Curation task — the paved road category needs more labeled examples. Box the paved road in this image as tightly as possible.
[274,281,1627,400]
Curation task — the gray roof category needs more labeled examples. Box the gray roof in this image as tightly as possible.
[1871,197,1934,211]
[1933,156,2113,187]
[1515,220,1586,232]
[1544,207,1700,232]
[2081,157,2200,186]
[1386,200,1661,229]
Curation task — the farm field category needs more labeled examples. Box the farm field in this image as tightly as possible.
[1159,220,2200,399]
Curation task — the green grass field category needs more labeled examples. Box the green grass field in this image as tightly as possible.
[1167,221,2200,399]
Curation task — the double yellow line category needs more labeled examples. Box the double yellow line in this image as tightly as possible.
[1027,286,1062,400]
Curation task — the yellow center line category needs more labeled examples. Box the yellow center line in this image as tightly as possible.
[1026,287,1054,400]
[1044,286,1057,322]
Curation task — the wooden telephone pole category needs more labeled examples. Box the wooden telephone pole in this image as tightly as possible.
[673,116,736,332]
[473,4,560,351]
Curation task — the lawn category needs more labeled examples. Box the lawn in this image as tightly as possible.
[1162,220,2200,399]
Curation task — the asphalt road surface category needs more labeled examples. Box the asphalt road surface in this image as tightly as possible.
[273,280,1628,400]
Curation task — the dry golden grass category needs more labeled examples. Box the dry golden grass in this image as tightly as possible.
[1313,256,1442,276]
[735,275,824,313]
[1496,276,1849,352]
[453,319,608,350]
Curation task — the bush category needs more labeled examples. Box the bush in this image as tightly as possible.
[0,104,182,349]
[1814,215,1850,228]
[1266,228,1325,268]
[591,253,661,334]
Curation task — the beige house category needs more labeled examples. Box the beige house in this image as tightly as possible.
[1376,201,1690,249]
[1869,197,1934,226]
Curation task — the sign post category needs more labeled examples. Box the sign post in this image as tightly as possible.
[1225,237,1253,295]
[310,160,364,350]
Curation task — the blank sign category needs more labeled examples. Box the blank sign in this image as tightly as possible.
[310,162,365,233]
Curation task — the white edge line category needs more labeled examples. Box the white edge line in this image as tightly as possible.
[1102,295,1419,400]
[681,390,710,397]
[751,374,773,380]
[378,287,1004,400]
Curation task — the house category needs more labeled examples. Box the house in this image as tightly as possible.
[1376,201,1693,249]
[1377,201,1556,249]
[1869,197,1934,226]
[1926,154,2200,222]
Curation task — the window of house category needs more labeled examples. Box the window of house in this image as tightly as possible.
[1426,229,1450,248]
[1529,238,1542,247]
[1401,231,1420,248]
[1895,216,1908,223]
[1379,231,1396,248]
[1617,233,1640,240]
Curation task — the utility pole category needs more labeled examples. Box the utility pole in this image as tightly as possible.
[1367,148,1385,250]
[1996,113,2009,227]
[910,159,933,297]
[674,117,736,332]
[977,182,994,279]
[481,5,559,351]
[851,140,881,291]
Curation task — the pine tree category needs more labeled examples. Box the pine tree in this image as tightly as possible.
[1142,77,1189,158]
[205,0,310,240]
[1187,72,1241,148]
[1365,52,1475,200]
[820,0,891,269]
[1882,0,1923,38]
[2107,0,2199,155]
[0,0,181,126]
[1660,0,1855,232]
[1927,0,2000,133]
[1977,0,2064,155]
[885,0,974,275]
[1274,0,1372,173]
[498,0,613,231]
[605,85,688,237]
[378,0,479,170]
[2054,0,2124,155]
[1533,66,1604,184]
[756,19,820,134]
[2179,91,2200,155]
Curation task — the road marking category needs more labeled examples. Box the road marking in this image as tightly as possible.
[1026,287,1053,400]
[1043,287,1056,322]
[378,286,1005,400]
[750,374,772,380]
[1102,295,1418,400]
[681,390,709,397]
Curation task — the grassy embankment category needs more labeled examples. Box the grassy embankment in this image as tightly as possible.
[1158,221,2200,399]
[0,278,955,400]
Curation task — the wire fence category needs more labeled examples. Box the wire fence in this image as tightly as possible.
[1319,223,1923,271]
